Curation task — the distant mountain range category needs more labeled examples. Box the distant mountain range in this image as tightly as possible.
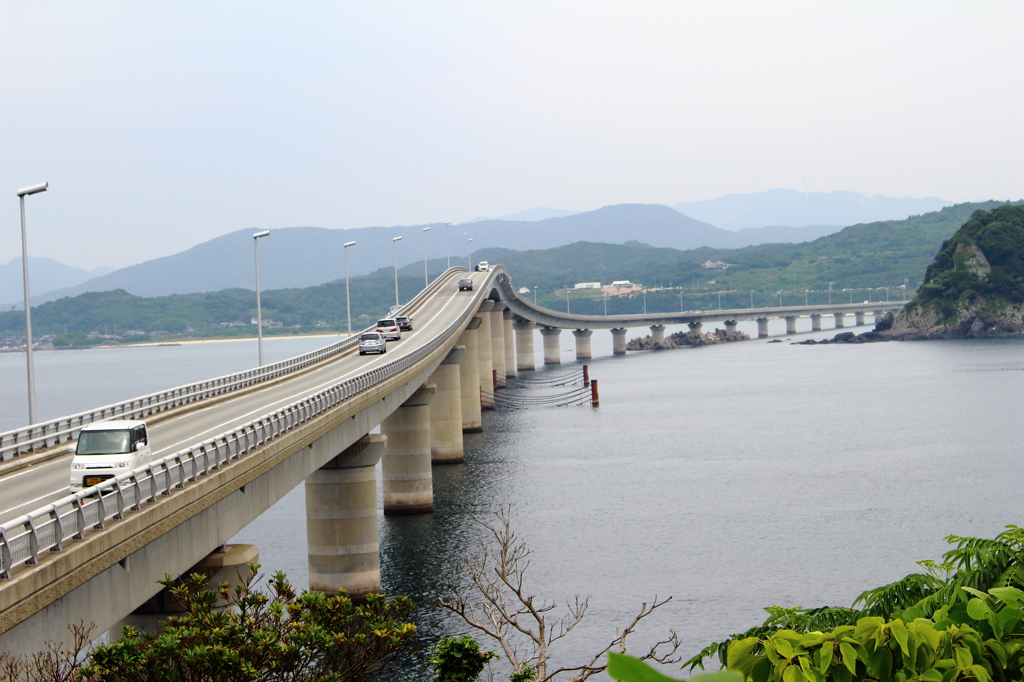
[6,190,960,307]
[673,189,951,230]
[1,258,113,310]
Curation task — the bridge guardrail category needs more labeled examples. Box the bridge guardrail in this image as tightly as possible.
[0,268,467,463]
[0,267,492,580]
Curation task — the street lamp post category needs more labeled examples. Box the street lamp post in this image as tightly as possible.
[533,286,537,305]
[566,288,571,314]
[828,282,834,305]
[343,241,356,335]
[16,181,48,424]
[643,290,647,314]
[445,222,452,269]
[805,289,809,306]
[718,290,722,309]
[750,290,754,308]
[466,234,473,269]
[777,290,783,307]
[422,227,431,287]
[679,291,683,312]
[392,236,403,307]
[252,230,271,366]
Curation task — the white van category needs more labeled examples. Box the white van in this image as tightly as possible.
[69,420,152,491]
[476,261,489,272]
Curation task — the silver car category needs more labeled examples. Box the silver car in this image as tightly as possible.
[358,332,387,355]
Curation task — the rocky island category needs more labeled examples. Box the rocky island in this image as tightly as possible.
[888,204,1024,338]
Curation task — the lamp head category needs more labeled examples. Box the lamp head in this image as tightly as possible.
[423,227,430,232]
[344,241,356,247]
[17,182,48,197]
[253,230,270,239]
[445,221,452,226]
[393,236,403,242]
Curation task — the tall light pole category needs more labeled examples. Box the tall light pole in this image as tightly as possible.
[422,226,431,287]
[828,282,834,305]
[643,290,647,314]
[343,241,356,335]
[16,181,48,425]
[679,291,683,312]
[533,286,537,305]
[392,236,403,307]
[445,221,452,269]
[566,288,571,314]
[750,290,754,308]
[805,289,809,306]
[252,230,271,366]
[465,234,473,269]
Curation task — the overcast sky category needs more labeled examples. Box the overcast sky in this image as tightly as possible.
[2,2,1021,270]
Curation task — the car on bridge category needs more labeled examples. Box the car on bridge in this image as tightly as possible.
[396,315,413,331]
[375,318,401,341]
[69,420,152,491]
[358,332,387,355]
[476,261,489,272]
[458,277,473,291]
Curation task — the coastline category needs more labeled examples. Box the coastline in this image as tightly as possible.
[0,331,351,353]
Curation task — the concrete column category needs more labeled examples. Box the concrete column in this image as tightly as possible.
[306,435,385,598]
[503,310,516,380]
[572,329,593,359]
[855,311,865,326]
[611,328,628,355]
[458,319,482,433]
[477,301,495,409]
[650,325,665,344]
[489,306,506,388]
[874,310,885,324]
[810,314,822,331]
[724,320,738,339]
[756,318,769,338]
[785,316,797,334]
[540,326,562,365]
[429,346,465,464]
[381,384,436,515]
[119,544,260,633]
[514,320,536,372]
[834,312,845,328]
[688,321,703,338]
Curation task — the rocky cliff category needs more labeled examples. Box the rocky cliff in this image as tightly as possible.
[888,204,1024,339]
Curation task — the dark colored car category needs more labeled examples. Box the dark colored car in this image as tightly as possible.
[458,278,473,291]
[396,315,413,331]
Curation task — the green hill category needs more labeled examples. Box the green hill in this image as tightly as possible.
[889,204,1024,338]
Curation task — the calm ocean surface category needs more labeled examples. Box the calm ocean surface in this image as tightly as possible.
[2,324,1021,675]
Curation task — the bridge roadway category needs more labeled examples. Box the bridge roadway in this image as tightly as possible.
[0,264,903,653]
[0,269,484,526]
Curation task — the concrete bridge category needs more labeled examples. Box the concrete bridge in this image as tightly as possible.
[0,266,903,653]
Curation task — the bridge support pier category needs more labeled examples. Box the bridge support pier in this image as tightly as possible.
[785,316,797,334]
[514,320,536,372]
[572,329,593,359]
[811,314,822,331]
[429,347,465,463]
[724,320,739,339]
[855,311,865,326]
[834,312,845,328]
[306,435,385,598]
[490,305,506,387]
[540,327,562,365]
[458,319,482,433]
[756,318,769,338]
[688,321,703,339]
[503,310,516,380]
[650,325,665,344]
[611,328,628,355]
[115,544,260,635]
[382,384,436,515]
[477,301,495,409]
[874,310,885,324]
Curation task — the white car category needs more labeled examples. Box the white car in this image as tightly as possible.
[69,420,152,491]
[476,261,489,272]
[375,318,401,341]
[359,331,387,355]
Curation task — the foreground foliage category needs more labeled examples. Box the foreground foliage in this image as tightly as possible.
[685,527,1024,682]
[0,566,417,682]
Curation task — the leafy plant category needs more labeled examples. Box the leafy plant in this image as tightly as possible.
[430,635,498,682]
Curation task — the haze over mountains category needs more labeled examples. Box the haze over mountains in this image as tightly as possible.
[7,190,956,307]
[0,258,113,310]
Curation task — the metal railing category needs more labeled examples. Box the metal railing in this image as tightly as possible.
[0,267,489,579]
[0,268,466,463]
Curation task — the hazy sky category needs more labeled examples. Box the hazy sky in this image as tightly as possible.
[2,2,1021,270]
